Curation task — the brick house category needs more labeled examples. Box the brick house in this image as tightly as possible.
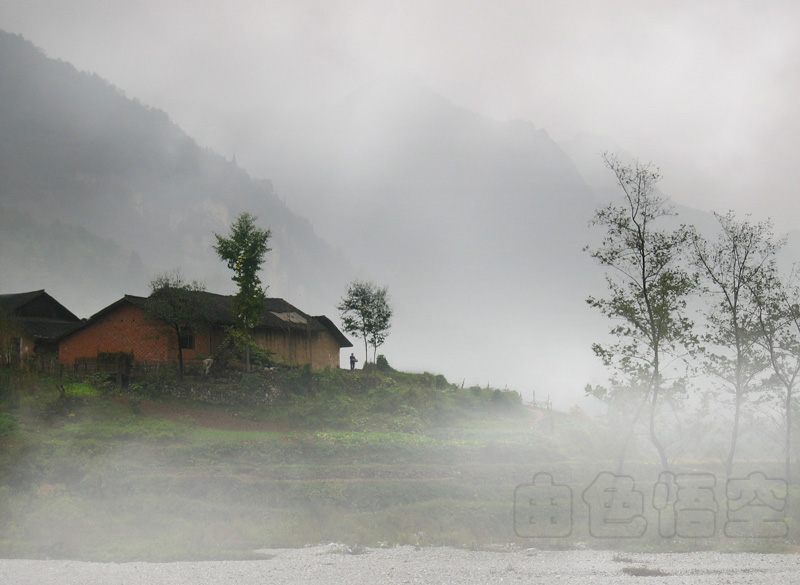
[0,290,81,362]
[58,292,352,370]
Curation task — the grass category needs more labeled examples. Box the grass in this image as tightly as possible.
[1,368,799,560]
[62,382,100,398]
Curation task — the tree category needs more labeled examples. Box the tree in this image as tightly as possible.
[338,280,392,363]
[690,212,781,477]
[750,264,800,483]
[213,212,272,372]
[145,270,208,379]
[585,153,696,473]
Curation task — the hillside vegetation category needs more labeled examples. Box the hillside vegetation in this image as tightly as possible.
[1,366,798,561]
[0,366,548,560]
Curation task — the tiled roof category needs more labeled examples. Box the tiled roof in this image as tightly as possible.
[0,290,46,312]
[0,290,81,341]
[67,291,353,347]
[19,318,82,341]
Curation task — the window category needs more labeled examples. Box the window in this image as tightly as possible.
[178,327,195,350]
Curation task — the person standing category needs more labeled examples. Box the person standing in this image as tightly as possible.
[349,353,358,371]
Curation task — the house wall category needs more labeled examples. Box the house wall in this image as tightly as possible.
[17,335,58,357]
[253,327,342,370]
[19,335,35,356]
[310,331,345,370]
[255,328,307,367]
[58,301,344,369]
[59,304,212,364]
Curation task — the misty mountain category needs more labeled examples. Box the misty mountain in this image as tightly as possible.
[0,30,352,316]
[0,206,147,304]
[241,74,611,398]
[260,76,598,277]
[243,74,800,402]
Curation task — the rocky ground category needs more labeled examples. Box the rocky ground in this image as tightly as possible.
[2,545,799,584]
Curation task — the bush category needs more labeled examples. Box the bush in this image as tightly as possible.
[209,328,276,372]
[375,355,392,371]
[0,412,16,436]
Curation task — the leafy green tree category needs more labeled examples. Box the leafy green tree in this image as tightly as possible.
[338,280,392,363]
[145,270,208,379]
[213,212,272,371]
[585,153,696,472]
[690,212,781,477]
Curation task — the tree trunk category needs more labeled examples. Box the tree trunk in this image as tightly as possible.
[616,388,652,475]
[649,354,669,472]
[649,385,669,472]
[786,386,793,483]
[245,329,251,372]
[175,324,184,380]
[726,390,743,477]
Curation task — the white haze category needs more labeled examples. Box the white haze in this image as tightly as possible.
[2,0,800,407]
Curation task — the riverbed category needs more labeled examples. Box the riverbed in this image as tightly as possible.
[2,545,798,584]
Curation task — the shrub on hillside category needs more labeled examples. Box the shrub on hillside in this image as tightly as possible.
[0,412,16,436]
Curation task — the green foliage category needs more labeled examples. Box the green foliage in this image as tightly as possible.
[210,327,275,371]
[85,373,121,395]
[0,412,17,436]
[62,382,99,398]
[338,280,393,363]
[213,212,271,330]
[585,153,696,470]
[375,354,393,371]
[250,368,525,432]
[213,212,272,372]
[690,212,783,476]
[4,371,800,560]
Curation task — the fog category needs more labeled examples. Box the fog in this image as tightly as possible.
[2,1,800,407]
[4,1,799,226]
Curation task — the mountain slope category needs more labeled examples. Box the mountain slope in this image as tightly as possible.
[0,30,352,317]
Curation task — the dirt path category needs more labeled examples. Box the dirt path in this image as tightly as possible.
[139,400,287,432]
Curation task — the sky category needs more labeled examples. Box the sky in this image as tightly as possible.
[3,0,800,231]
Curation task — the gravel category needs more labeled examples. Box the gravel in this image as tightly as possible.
[1,545,799,584]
